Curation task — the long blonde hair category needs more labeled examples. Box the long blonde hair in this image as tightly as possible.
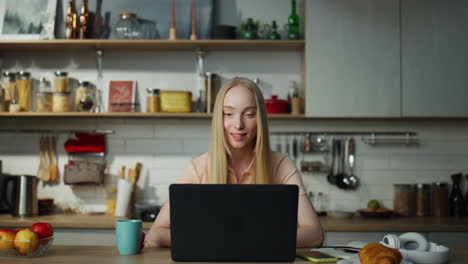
[208,77,272,184]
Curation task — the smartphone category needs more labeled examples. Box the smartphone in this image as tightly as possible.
[297,251,339,263]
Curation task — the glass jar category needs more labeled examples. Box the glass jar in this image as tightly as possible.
[17,71,32,111]
[393,184,416,216]
[432,182,448,217]
[35,77,52,112]
[54,71,69,92]
[416,183,431,217]
[146,88,160,112]
[52,92,71,112]
[1,71,16,109]
[75,81,95,112]
[106,187,117,216]
[114,12,140,39]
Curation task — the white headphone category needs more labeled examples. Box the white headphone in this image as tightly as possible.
[380,232,449,264]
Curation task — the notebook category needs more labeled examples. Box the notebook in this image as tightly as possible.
[169,184,299,262]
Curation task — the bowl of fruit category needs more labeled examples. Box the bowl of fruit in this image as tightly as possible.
[0,222,54,258]
[358,200,394,218]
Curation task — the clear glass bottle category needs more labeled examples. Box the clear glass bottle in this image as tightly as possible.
[75,81,95,112]
[35,77,53,112]
[114,12,141,39]
[449,173,465,217]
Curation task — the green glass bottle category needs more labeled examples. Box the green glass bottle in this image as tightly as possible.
[287,0,300,40]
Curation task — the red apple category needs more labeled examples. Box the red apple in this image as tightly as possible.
[30,223,54,239]
[14,229,39,255]
[0,229,15,252]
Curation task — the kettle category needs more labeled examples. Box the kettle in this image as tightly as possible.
[0,174,38,216]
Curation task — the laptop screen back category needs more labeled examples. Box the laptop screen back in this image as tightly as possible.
[170,184,298,262]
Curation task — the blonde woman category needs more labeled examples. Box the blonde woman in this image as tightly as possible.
[147,77,323,248]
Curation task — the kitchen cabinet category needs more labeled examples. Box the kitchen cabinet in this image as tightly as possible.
[305,0,401,117]
[401,0,468,117]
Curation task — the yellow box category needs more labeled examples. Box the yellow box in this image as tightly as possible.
[160,91,192,112]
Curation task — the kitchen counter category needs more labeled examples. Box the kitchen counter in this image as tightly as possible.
[7,246,468,264]
[1,214,468,232]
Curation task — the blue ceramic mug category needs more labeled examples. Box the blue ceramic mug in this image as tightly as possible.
[116,219,142,255]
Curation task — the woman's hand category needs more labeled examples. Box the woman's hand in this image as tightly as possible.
[146,201,171,248]
[296,195,324,248]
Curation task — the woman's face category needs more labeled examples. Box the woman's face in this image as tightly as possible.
[223,85,258,152]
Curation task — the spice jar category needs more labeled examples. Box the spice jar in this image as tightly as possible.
[393,184,416,216]
[35,77,52,112]
[416,183,431,217]
[146,88,160,112]
[432,182,448,217]
[52,92,71,112]
[106,187,117,216]
[54,71,69,92]
[17,71,32,111]
[75,81,95,112]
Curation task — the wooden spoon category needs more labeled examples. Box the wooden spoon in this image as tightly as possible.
[37,136,47,181]
[42,136,51,182]
[49,136,58,182]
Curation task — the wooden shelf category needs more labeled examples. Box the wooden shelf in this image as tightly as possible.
[0,39,305,51]
[0,112,306,119]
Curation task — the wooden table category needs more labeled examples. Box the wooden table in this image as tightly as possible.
[4,246,468,264]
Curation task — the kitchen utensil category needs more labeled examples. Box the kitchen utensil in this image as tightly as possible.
[95,49,103,112]
[335,139,347,189]
[49,136,58,182]
[190,0,197,40]
[292,137,298,163]
[326,139,338,185]
[169,0,177,40]
[341,137,359,189]
[43,136,51,181]
[37,137,47,181]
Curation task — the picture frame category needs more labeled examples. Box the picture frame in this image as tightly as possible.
[108,80,136,112]
[0,0,57,40]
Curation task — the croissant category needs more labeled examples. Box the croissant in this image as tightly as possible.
[359,243,402,264]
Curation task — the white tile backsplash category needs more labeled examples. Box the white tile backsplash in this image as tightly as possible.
[1,119,468,213]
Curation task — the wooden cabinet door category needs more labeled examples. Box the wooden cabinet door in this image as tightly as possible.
[305,0,401,117]
[402,0,468,117]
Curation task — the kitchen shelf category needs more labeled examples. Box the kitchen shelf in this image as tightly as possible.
[0,112,306,119]
[0,39,305,51]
